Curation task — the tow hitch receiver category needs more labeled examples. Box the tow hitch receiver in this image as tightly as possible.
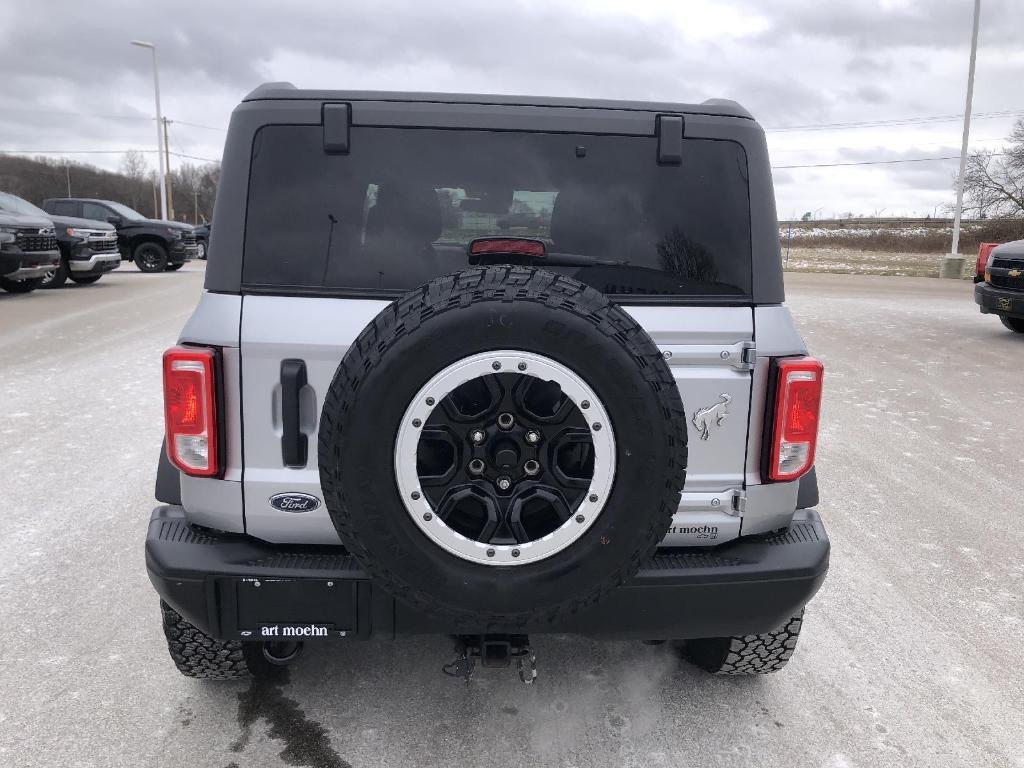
[443,634,537,684]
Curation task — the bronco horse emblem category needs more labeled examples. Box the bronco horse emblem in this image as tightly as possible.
[692,394,732,440]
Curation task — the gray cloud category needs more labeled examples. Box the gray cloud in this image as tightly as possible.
[0,0,1021,217]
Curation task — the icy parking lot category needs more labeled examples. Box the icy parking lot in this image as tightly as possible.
[0,264,1021,768]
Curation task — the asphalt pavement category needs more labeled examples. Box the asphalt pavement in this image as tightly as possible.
[1,264,1021,768]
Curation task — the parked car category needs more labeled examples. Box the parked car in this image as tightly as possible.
[193,221,210,260]
[0,192,120,288]
[41,198,197,273]
[975,239,1024,333]
[0,191,61,294]
[148,84,828,681]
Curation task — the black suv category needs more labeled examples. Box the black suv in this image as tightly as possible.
[42,198,197,272]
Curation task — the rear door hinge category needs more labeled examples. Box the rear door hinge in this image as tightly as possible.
[740,342,756,369]
[731,489,747,516]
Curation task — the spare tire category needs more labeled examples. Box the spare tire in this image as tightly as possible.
[318,267,687,628]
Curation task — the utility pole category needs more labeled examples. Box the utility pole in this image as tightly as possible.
[944,0,982,278]
[194,188,199,225]
[162,117,175,220]
[152,178,158,216]
[130,40,167,221]
[65,163,71,196]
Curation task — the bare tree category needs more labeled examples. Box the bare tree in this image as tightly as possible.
[120,150,149,180]
[120,150,150,211]
[959,118,1024,218]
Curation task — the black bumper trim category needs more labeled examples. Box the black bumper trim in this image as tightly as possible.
[975,282,1024,319]
[146,506,829,641]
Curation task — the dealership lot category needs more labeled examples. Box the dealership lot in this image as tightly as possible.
[0,265,1021,768]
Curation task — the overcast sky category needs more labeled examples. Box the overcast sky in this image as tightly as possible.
[2,0,1021,218]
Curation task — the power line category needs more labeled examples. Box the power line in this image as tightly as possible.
[172,119,228,132]
[0,148,220,163]
[765,109,1024,132]
[0,106,151,122]
[772,153,1005,170]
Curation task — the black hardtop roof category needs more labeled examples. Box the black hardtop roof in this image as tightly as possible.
[242,82,754,121]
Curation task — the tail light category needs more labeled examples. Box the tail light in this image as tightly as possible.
[976,242,999,281]
[767,356,824,482]
[163,346,220,477]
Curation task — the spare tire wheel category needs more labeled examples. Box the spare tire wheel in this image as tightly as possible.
[318,267,687,628]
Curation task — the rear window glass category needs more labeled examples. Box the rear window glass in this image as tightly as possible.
[243,125,751,300]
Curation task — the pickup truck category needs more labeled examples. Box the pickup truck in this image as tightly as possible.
[0,191,61,294]
[42,198,197,273]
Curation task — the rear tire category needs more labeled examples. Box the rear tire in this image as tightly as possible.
[70,275,102,285]
[40,260,69,289]
[134,242,168,273]
[684,611,804,675]
[1000,316,1024,334]
[0,276,44,294]
[160,601,277,679]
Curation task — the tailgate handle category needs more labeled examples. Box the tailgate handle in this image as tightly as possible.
[280,359,308,468]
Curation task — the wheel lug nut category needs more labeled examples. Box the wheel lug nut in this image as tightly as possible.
[523,459,540,476]
[581,400,590,410]
[469,459,485,475]
[486,548,495,557]
[588,494,598,503]
[591,422,601,431]
[470,429,486,445]
[525,430,540,445]
[497,412,515,430]
[496,476,512,491]
[511,549,521,558]
[575,514,585,523]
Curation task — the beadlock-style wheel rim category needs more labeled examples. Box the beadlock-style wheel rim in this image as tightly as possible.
[394,350,616,567]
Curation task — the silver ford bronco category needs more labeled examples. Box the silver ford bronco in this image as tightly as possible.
[148,84,828,680]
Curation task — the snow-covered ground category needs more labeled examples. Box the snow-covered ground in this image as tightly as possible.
[781,247,969,277]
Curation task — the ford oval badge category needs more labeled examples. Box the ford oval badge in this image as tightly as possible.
[269,492,322,513]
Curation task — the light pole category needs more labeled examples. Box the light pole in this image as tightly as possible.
[945,0,982,278]
[130,40,168,221]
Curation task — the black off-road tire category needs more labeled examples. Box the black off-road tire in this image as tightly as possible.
[685,611,805,675]
[40,259,69,289]
[319,266,687,630]
[0,276,44,293]
[70,275,102,285]
[1000,316,1024,334]
[160,601,271,679]
[134,242,168,273]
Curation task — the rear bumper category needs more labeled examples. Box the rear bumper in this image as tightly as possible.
[976,282,1024,319]
[147,506,830,641]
